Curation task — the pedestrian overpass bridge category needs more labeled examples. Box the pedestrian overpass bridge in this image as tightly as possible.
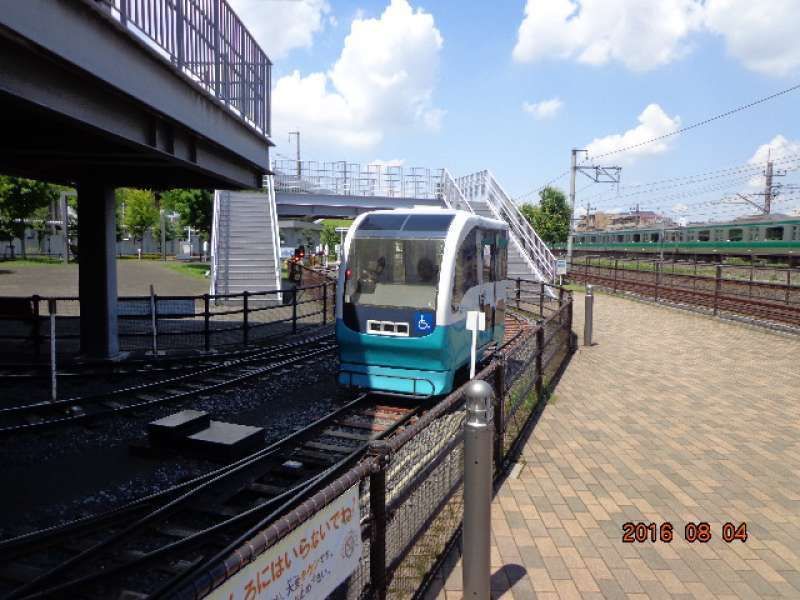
[211,160,557,298]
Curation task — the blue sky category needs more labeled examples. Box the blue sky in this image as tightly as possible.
[230,0,800,222]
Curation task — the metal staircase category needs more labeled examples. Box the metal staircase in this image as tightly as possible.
[210,178,282,299]
[452,170,556,283]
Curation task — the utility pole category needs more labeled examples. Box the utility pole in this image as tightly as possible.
[763,158,774,214]
[567,149,621,264]
[288,131,301,180]
[733,152,785,215]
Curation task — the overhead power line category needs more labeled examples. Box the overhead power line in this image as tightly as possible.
[589,82,800,160]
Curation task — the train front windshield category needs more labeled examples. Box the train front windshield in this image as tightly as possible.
[345,237,445,310]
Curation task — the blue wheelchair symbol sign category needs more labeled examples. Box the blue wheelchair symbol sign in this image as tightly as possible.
[414,311,435,334]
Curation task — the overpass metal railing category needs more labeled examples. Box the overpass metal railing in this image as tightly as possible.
[96,0,271,135]
[0,278,335,364]
[175,280,576,600]
[272,160,444,199]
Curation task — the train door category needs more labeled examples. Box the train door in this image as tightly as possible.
[478,230,495,348]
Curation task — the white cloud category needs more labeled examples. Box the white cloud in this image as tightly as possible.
[746,134,800,187]
[228,0,330,60]
[512,0,800,75]
[522,98,563,120]
[512,0,703,71]
[272,0,444,149]
[585,104,681,163]
[672,202,689,213]
[704,0,800,76]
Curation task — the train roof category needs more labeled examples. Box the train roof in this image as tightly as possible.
[352,208,507,237]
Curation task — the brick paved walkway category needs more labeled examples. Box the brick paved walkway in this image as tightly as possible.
[429,292,800,599]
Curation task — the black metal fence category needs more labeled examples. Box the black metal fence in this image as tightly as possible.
[0,282,336,363]
[570,255,800,329]
[177,280,576,600]
[96,0,271,135]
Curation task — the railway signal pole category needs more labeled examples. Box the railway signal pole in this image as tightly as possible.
[567,149,621,263]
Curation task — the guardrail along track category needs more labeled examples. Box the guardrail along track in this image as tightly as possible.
[571,268,800,328]
[0,330,337,435]
[0,396,419,599]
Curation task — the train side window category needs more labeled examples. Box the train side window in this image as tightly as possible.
[749,228,760,241]
[650,233,659,242]
[793,226,800,241]
[616,234,624,242]
[698,230,710,242]
[766,226,784,241]
[482,234,493,282]
[452,228,479,310]
[728,228,743,242]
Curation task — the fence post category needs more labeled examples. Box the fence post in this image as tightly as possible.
[654,262,660,303]
[613,259,618,293]
[49,299,57,402]
[584,285,594,347]
[516,277,521,310]
[292,288,298,334]
[119,0,127,24]
[463,380,494,600]
[558,288,565,325]
[786,270,791,305]
[203,294,211,352]
[150,285,158,356]
[213,0,221,97]
[243,291,249,346]
[539,282,544,318]
[713,265,722,316]
[535,324,544,402]
[322,282,328,325]
[368,445,390,600]
[492,360,505,473]
[32,294,41,361]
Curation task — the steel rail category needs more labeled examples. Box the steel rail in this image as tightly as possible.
[3,398,419,600]
[0,333,337,435]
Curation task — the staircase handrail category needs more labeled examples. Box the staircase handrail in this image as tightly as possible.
[438,169,474,212]
[264,175,284,303]
[209,190,221,295]
[481,170,555,281]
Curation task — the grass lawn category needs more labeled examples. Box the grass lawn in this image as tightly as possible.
[162,261,210,280]
[0,256,66,267]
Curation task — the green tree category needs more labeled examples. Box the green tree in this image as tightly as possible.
[118,188,158,244]
[320,222,338,255]
[161,189,213,240]
[0,176,60,258]
[520,186,570,245]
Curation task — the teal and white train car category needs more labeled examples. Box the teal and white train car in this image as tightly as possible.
[336,209,509,397]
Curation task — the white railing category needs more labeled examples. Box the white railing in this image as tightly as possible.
[209,190,222,295]
[271,160,443,199]
[438,169,474,212]
[456,170,556,282]
[264,175,283,303]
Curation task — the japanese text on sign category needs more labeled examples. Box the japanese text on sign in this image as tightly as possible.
[210,486,362,600]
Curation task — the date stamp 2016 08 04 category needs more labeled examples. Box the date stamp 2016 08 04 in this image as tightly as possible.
[621,521,748,544]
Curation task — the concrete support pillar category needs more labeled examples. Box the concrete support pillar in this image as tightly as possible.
[77,182,119,359]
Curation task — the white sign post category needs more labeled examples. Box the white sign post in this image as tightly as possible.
[466,310,486,379]
[556,258,567,286]
[210,486,362,600]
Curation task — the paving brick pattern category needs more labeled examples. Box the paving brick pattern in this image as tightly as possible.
[427,292,800,599]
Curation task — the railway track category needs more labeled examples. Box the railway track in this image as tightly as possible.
[0,330,337,435]
[0,395,419,599]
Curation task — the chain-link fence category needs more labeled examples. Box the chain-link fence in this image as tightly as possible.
[0,279,337,363]
[179,280,575,600]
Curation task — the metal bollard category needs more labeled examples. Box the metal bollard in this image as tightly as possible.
[463,379,494,600]
[584,285,594,347]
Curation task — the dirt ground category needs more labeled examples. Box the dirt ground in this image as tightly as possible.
[0,260,209,297]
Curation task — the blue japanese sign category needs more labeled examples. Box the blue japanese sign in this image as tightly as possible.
[413,311,436,335]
